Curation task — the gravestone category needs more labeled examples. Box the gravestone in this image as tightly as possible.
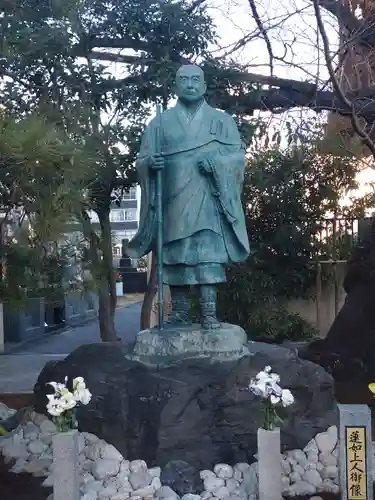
[338,404,373,500]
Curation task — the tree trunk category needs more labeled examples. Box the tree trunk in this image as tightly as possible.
[140,252,157,330]
[97,275,117,342]
[98,209,117,342]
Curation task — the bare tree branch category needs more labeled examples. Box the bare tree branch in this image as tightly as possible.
[248,0,274,75]
[312,0,375,156]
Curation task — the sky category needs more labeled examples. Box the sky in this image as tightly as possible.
[100,0,375,203]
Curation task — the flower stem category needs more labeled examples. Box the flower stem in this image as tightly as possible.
[263,400,278,430]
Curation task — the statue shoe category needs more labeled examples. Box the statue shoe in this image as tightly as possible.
[201,314,221,330]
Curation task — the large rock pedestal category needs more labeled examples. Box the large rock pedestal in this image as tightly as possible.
[130,323,248,362]
[34,337,337,470]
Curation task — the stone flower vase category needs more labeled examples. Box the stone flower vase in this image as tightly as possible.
[257,427,282,500]
[52,430,80,500]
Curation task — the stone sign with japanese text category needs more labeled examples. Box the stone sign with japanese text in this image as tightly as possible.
[338,405,373,500]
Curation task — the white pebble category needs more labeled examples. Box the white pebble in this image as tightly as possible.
[321,478,339,493]
[132,486,155,497]
[149,466,161,478]
[151,477,162,491]
[92,458,120,480]
[321,465,338,480]
[81,480,103,494]
[214,486,230,499]
[319,452,337,466]
[98,482,118,498]
[281,459,291,475]
[290,449,307,466]
[289,472,301,484]
[85,444,101,461]
[214,464,233,479]
[3,439,29,460]
[204,477,225,493]
[40,434,52,445]
[281,476,290,492]
[303,438,319,455]
[80,472,95,485]
[81,492,98,500]
[226,478,239,492]
[306,451,319,464]
[42,474,54,487]
[304,462,317,470]
[287,480,317,496]
[112,494,130,500]
[100,444,123,461]
[129,469,152,490]
[233,469,242,481]
[233,463,250,473]
[181,495,201,500]
[130,459,147,473]
[28,440,47,455]
[303,469,322,488]
[315,431,337,454]
[155,486,179,500]
[200,493,212,500]
[40,419,56,434]
[293,464,304,476]
[200,470,216,480]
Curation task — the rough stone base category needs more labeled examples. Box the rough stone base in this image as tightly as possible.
[34,342,337,469]
[128,323,248,363]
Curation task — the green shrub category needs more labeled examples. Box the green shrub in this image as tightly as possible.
[188,274,317,344]
[243,306,317,343]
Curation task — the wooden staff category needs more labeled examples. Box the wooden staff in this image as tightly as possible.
[154,104,164,330]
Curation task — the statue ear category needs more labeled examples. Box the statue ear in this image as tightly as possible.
[172,80,179,96]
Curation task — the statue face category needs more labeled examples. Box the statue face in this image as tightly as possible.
[175,65,207,103]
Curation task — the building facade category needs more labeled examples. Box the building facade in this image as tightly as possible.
[87,185,141,259]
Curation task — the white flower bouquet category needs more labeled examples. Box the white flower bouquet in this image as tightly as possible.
[249,366,294,430]
[46,376,92,432]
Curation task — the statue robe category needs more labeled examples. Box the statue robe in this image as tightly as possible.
[127,100,250,285]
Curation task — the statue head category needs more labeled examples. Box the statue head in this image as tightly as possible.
[175,64,206,103]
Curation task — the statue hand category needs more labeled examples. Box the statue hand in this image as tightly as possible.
[149,153,164,170]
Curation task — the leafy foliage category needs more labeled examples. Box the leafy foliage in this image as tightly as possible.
[217,121,372,341]
[0,111,91,303]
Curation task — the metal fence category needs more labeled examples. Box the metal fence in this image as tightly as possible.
[313,217,371,332]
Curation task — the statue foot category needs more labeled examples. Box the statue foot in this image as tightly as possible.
[201,315,221,330]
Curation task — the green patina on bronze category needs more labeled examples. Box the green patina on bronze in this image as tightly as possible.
[128,64,250,329]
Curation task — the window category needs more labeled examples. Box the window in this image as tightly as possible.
[124,208,136,221]
[122,186,137,200]
[109,208,137,223]
[110,209,125,222]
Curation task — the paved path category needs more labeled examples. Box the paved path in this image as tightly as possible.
[0,302,141,393]
[18,302,141,355]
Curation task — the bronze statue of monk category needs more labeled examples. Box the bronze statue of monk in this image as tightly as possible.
[128,64,250,329]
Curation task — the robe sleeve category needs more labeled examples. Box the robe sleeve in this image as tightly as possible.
[200,115,246,224]
[126,119,158,259]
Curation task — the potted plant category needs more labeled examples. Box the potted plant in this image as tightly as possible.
[249,366,294,500]
[46,376,91,500]
[114,270,123,297]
